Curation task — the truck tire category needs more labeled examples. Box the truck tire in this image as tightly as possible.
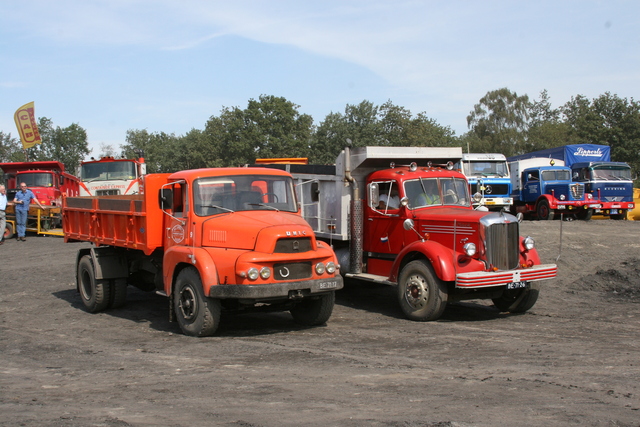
[174,267,221,337]
[109,279,128,309]
[77,255,111,313]
[290,292,335,326]
[492,282,540,313]
[4,222,14,240]
[536,200,554,220]
[610,211,626,220]
[576,208,593,221]
[397,260,448,321]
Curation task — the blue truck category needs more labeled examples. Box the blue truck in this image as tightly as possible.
[456,153,513,211]
[508,144,634,219]
[508,158,596,220]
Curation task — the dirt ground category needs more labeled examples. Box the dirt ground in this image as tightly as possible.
[1,219,639,427]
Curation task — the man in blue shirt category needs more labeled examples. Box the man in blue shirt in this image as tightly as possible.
[0,184,7,245]
[13,182,45,241]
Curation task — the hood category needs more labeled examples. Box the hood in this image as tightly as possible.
[200,211,312,250]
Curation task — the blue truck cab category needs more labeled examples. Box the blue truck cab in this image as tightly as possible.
[571,161,634,220]
[456,153,512,211]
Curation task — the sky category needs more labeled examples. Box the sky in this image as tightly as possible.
[1,0,639,157]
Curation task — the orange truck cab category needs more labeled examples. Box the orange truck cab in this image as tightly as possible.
[63,167,343,336]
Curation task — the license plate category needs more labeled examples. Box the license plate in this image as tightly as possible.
[610,209,618,214]
[318,281,339,289]
[507,281,527,290]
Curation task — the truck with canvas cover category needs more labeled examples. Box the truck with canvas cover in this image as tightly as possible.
[1,161,80,237]
[260,146,556,321]
[455,153,512,211]
[63,167,343,336]
[508,144,634,219]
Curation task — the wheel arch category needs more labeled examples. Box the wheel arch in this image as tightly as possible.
[163,247,219,296]
[390,240,457,283]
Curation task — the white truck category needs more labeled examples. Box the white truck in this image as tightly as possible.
[456,153,513,211]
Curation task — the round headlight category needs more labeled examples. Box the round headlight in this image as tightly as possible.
[559,194,566,201]
[523,236,535,250]
[247,267,259,280]
[315,263,326,275]
[260,267,271,279]
[463,242,477,256]
[326,262,336,274]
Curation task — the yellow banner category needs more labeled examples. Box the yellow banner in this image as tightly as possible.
[14,101,42,149]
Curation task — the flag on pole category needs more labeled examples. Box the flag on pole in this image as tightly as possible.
[14,101,42,149]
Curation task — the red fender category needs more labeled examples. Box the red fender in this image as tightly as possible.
[163,246,219,296]
[389,240,457,283]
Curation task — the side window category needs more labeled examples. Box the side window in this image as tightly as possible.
[173,183,186,217]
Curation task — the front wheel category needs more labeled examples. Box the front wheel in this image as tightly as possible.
[492,282,540,313]
[397,260,448,321]
[290,292,335,326]
[4,222,15,240]
[77,255,111,313]
[536,200,554,220]
[174,267,221,337]
[576,208,593,221]
[611,211,626,220]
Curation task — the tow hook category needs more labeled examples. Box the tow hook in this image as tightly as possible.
[289,290,304,299]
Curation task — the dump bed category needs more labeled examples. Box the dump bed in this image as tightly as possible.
[63,174,170,255]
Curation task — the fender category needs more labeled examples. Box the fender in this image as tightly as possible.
[538,194,557,209]
[163,246,219,296]
[389,239,457,283]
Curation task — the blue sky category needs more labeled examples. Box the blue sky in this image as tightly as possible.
[1,1,638,157]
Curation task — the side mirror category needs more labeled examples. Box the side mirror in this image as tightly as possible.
[368,182,380,208]
[159,188,173,210]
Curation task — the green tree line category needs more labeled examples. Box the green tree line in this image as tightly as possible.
[2,90,639,181]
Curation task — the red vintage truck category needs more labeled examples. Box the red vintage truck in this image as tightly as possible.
[1,161,80,237]
[262,146,557,321]
[63,167,343,336]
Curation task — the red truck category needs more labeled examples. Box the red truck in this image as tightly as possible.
[1,161,80,237]
[265,146,557,321]
[63,167,343,336]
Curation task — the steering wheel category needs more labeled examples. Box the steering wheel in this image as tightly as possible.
[262,192,279,202]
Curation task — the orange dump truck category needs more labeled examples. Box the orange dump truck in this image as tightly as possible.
[63,168,343,336]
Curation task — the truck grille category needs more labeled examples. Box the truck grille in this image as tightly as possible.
[470,183,509,195]
[569,184,584,200]
[485,222,519,270]
[96,189,120,196]
[273,262,311,281]
[274,237,312,253]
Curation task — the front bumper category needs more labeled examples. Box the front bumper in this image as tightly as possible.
[455,264,557,288]
[208,276,344,300]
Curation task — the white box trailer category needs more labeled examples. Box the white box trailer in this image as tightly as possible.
[509,157,564,193]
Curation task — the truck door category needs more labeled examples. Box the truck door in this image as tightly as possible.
[522,170,541,203]
[161,180,191,248]
[364,180,405,258]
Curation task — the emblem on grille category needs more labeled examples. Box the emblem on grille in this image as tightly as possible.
[293,240,300,251]
[485,185,493,194]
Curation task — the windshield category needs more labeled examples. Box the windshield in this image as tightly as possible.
[591,166,632,181]
[16,172,53,188]
[404,177,470,209]
[462,161,509,177]
[542,169,571,181]
[193,174,298,216]
[81,161,136,181]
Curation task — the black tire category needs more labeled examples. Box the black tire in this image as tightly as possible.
[174,267,221,337]
[290,292,335,326]
[610,211,626,220]
[77,255,111,313]
[536,200,554,220]
[4,222,14,240]
[492,282,540,313]
[109,279,128,309]
[397,260,448,321]
[576,208,593,221]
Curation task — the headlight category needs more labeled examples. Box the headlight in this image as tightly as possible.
[247,268,259,280]
[326,262,336,274]
[559,194,566,200]
[260,267,271,279]
[523,236,535,250]
[463,242,476,256]
[315,263,326,274]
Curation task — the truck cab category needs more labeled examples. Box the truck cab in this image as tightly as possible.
[571,161,634,219]
[456,153,512,211]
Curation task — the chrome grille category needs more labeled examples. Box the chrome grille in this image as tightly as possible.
[273,262,312,281]
[485,222,519,270]
[274,237,312,253]
[569,184,584,200]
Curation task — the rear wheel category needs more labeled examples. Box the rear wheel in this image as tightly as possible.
[109,279,128,308]
[4,222,14,240]
[492,282,540,313]
[174,267,221,337]
[576,208,593,221]
[397,260,448,321]
[536,200,554,220]
[77,255,111,313]
[290,292,335,326]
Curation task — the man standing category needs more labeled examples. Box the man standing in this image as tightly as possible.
[0,184,7,245]
[13,182,45,241]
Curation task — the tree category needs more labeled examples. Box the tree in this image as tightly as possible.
[525,90,577,152]
[0,131,22,163]
[467,88,530,156]
[26,118,90,173]
[120,129,181,173]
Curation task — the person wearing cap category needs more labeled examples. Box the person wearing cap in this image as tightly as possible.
[0,184,7,245]
[13,182,45,241]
